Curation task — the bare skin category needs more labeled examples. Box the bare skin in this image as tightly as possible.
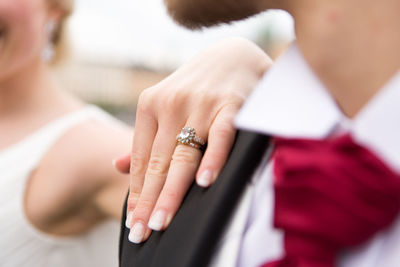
[0,0,130,235]
[165,0,400,118]
[25,117,131,235]
[0,0,271,238]
[289,0,400,117]
[121,38,271,243]
[0,60,131,235]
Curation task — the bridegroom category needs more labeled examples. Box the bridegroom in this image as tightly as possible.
[120,0,400,266]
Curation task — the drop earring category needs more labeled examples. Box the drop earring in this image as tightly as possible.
[41,20,57,62]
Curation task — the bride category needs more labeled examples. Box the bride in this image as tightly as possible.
[0,0,271,266]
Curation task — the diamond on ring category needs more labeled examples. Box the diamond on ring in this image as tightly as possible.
[176,127,205,150]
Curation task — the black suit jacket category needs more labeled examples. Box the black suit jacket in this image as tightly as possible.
[119,130,271,267]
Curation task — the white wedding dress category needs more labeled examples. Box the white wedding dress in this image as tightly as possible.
[0,106,123,267]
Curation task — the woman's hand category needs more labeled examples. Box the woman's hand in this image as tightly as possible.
[115,37,272,243]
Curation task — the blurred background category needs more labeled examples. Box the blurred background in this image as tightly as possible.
[53,0,295,124]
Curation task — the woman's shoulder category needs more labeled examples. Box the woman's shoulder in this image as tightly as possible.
[38,108,132,191]
[26,109,132,234]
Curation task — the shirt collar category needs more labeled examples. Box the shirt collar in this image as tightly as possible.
[235,44,343,139]
[235,43,400,172]
[352,73,400,173]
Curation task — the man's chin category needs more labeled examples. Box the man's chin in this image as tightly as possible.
[164,0,261,30]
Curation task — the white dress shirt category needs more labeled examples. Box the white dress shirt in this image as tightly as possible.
[209,44,400,267]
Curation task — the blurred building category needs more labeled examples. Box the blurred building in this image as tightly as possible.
[54,61,169,108]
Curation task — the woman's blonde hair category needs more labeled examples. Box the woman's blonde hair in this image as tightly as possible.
[48,0,74,63]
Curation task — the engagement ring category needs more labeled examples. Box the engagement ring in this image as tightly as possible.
[176,127,205,150]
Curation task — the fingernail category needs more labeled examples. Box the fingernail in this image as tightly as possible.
[165,213,173,228]
[128,222,145,244]
[197,170,213,187]
[112,159,117,167]
[125,211,134,229]
[148,210,167,231]
[144,227,152,241]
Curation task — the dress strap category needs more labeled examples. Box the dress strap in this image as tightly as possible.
[0,105,121,171]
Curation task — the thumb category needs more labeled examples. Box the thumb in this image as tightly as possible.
[112,153,131,174]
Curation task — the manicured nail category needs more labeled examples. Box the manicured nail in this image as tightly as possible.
[128,222,145,244]
[125,211,134,229]
[197,170,213,187]
[148,210,167,231]
[165,213,173,228]
[144,228,152,241]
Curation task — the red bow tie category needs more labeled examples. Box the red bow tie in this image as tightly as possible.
[262,134,400,267]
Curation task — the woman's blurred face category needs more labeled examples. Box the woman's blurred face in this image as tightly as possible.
[0,0,51,83]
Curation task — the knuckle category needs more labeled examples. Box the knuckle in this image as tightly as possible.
[165,95,179,110]
[225,89,246,101]
[165,90,187,110]
[171,148,198,166]
[219,90,247,107]
[136,89,154,115]
[146,155,170,178]
[198,91,219,106]
[130,182,143,196]
[130,153,148,177]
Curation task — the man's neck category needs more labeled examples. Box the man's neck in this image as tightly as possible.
[290,1,400,118]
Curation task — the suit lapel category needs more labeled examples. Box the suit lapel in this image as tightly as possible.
[120,130,271,267]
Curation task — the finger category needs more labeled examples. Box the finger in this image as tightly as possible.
[126,99,157,228]
[112,153,131,173]
[148,145,202,232]
[148,120,208,232]
[196,105,238,187]
[128,123,179,243]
